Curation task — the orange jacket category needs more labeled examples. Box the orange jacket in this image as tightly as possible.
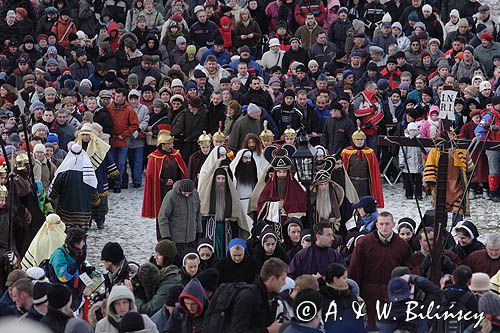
[107,101,139,148]
[51,18,77,48]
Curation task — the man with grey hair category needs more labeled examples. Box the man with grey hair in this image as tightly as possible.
[464,233,500,277]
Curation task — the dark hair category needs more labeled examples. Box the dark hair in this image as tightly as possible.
[65,227,87,245]
[115,87,128,96]
[452,265,472,285]
[260,258,288,282]
[325,263,347,283]
[314,222,332,237]
[419,226,434,239]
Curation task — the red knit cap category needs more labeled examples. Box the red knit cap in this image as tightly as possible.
[480,32,494,41]
[172,14,183,22]
[420,50,430,59]
[15,7,28,17]
[220,16,231,27]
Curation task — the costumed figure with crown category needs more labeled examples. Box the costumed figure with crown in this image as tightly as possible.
[198,162,250,258]
[11,152,44,256]
[0,184,32,286]
[256,153,307,240]
[187,131,212,188]
[341,128,384,208]
[77,123,119,229]
[283,126,298,146]
[259,120,275,149]
[310,162,359,238]
[48,144,100,230]
[142,125,187,240]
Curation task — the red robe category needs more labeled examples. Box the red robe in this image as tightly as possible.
[341,146,384,208]
[141,149,187,219]
[463,249,500,277]
[348,232,411,328]
[407,250,462,276]
[257,172,306,220]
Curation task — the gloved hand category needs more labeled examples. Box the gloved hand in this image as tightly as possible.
[4,251,17,266]
[441,255,455,274]
[364,122,373,129]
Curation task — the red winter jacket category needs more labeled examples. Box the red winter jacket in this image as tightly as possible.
[353,90,384,136]
[294,0,327,26]
[51,17,77,48]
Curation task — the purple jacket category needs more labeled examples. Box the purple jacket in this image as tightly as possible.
[288,245,345,279]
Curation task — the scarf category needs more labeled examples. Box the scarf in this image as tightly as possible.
[427,118,439,138]
[77,133,110,169]
[241,18,250,27]
[219,27,233,49]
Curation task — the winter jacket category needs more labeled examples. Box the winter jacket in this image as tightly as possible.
[308,42,337,72]
[288,245,345,278]
[157,181,202,243]
[138,8,165,31]
[474,42,500,74]
[328,19,352,51]
[260,50,286,71]
[265,1,281,35]
[129,103,150,149]
[282,47,310,72]
[234,19,263,49]
[296,22,325,50]
[50,17,77,48]
[189,20,219,49]
[200,48,231,66]
[282,322,323,332]
[294,0,327,26]
[95,285,159,333]
[227,277,279,331]
[228,114,261,151]
[422,14,444,43]
[322,114,356,155]
[69,61,95,82]
[166,278,208,333]
[40,307,72,333]
[107,101,140,148]
[79,0,98,36]
[372,33,397,54]
[352,90,384,136]
[399,145,423,174]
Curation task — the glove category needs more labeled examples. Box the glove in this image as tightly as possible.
[364,122,373,129]
[441,255,455,274]
[4,251,17,266]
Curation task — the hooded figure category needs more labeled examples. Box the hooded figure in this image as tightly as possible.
[95,285,158,333]
[21,213,66,270]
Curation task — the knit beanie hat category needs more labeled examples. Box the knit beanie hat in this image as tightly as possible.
[33,282,51,305]
[196,268,220,292]
[283,89,295,99]
[101,242,125,263]
[479,292,500,315]
[470,273,491,292]
[165,285,183,308]
[119,311,145,332]
[155,239,177,260]
[139,263,160,291]
[247,103,260,114]
[153,98,165,108]
[186,45,196,57]
[178,179,194,192]
[33,143,46,154]
[47,284,71,309]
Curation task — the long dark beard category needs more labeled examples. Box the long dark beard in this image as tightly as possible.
[215,183,226,222]
[235,161,257,187]
[331,169,345,188]
[276,177,287,200]
[316,188,332,220]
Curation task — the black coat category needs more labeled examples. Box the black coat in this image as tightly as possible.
[252,244,290,268]
[282,48,310,73]
[451,239,485,261]
[228,277,278,332]
[40,308,72,333]
[215,255,260,284]
[207,102,227,135]
[181,108,209,162]
[93,108,113,135]
[322,114,356,155]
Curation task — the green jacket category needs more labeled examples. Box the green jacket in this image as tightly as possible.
[228,114,261,151]
[136,265,182,316]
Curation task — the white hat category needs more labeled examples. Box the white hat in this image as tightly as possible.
[194,5,205,14]
[33,143,46,154]
[269,38,280,47]
[6,10,16,18]
[128,89,141,98]
[450,9,460,18]
[32,123,47,136]
[171,78,184,88]
[480,80,492,92]
[422,4,432,13]
[26,267,49,282]
[76,30,87,40]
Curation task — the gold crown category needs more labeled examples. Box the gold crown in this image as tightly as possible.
[157,130,174,145]
[15,152,29,170]
[352,127,366,140]
[198,131,211,144]
[259,120,274,140]
[284,126,297,139]
[213,122,225,141]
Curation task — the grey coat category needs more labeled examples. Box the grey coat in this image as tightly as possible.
[399,145,423,174]
[158,181,202,243]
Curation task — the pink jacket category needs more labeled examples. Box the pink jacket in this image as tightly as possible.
[323,0,339,30]
[265,1,280,35]
[419,119,441,139]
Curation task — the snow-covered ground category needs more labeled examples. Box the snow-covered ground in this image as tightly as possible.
[85,181,499,267]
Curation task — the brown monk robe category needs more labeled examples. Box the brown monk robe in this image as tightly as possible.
[348,212,411,329]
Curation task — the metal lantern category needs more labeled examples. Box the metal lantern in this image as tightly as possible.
[292,128,315,186]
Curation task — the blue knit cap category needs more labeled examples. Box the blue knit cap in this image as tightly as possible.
[227,238,247,254]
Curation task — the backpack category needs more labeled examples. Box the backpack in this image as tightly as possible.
[201,282,255,333]
[439,289,476,333]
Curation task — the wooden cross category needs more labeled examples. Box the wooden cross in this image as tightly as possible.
[378,109,500,284]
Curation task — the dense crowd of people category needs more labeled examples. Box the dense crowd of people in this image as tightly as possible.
[0,0,499,331]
